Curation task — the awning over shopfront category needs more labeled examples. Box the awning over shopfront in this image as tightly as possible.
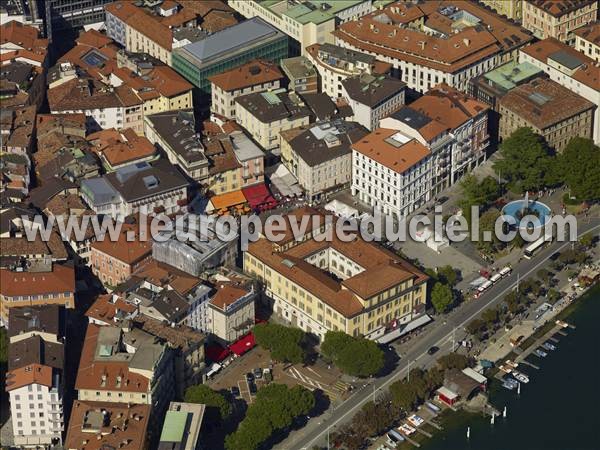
[228,332,256,356]
[242,183,277,210]
[206,190,247,213]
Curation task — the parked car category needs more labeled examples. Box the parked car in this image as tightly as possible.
[263,368,273,383]
[245,372,254,382]
[253,367,263,379]
[230,386,240,397]
[249,381,257,394]
[427,346,439,355]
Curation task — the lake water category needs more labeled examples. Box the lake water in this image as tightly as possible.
[423,284,600,450]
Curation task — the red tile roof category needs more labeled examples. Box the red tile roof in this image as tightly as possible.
[208,59,284,92]
[210,284,250,310]
[88,128,157,167]
[0,264,75,297]
[352,128,431,174]
[5,363,52,392]
[85,294,137,324]
[75,324,150,393]
[105,1,173,51]
[91,225,152,265]
[65,401,149,450]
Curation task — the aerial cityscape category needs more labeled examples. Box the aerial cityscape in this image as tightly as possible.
[0,1,598,450]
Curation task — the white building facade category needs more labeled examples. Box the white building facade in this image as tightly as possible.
[8,370,64,447]
[352,130,432,218]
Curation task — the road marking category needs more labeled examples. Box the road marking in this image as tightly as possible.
[300,223,600,449]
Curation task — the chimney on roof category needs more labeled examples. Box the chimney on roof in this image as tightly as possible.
[463,38,470,47]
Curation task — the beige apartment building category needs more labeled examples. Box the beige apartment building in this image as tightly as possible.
[499,77,596,152]
[522,0,598,43]
[480,0,522,20]
[229,0,372,55]
[75,324,174,416]
[305,43,391,99]
[235,89,311,151]
[105,1,173,65]
[209,60,285,119]
[574,22,600,61]
[244,208,429,341]
[280,56,318,95]
[208,284,256,343]
[279,120,369,201]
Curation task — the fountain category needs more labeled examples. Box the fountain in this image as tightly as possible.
[501,191,551,231]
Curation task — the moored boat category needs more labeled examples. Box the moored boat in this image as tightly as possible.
[502,380,516,390]
[512,370,529,383]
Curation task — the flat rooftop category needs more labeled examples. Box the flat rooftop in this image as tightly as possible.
[176,17,285,67]
[262,0,365,25]
[483,61,544,91]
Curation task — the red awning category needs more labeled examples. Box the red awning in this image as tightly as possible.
[228,332,256,356]
[242,184,277,210]
[205,344,231,362]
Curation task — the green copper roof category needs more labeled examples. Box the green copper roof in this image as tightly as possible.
[483,61,543,91]
[159,410,188,442]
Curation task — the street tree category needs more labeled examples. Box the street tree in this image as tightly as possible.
[436,353,471,371]
[494,127,554,193]
[466,318,485,335]
[481,308,498,326]
[321,331,384,377]
[253,322,305,363]
[579,233,594,249]
[431,282,453,314]
[184,384,232,420]
[558,138,600,201]
[389,380,418,412]
[437,265,460,287]
[225,384,315,450]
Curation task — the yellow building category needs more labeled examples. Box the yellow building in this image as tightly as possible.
[480,0,522,20]
[0,265,75,326]
[244,207,429,341]
[235,89,311,151]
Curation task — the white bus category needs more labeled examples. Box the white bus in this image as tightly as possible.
[490,273,502,284]
[524,235,552,259]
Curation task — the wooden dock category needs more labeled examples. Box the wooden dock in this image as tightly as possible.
[557,330,568,337]
[425,419,443,430]
[548,336,559,343]
[400,433,421,447]
[520,360,540,370]
[415,428,432,438]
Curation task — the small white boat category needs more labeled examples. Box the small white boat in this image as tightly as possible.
[399,424,416,435]
[534,348,548,357]
[542,342,556,351]
[407,415,425,427]
[512,371,529,384]
[426,401,441,413]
